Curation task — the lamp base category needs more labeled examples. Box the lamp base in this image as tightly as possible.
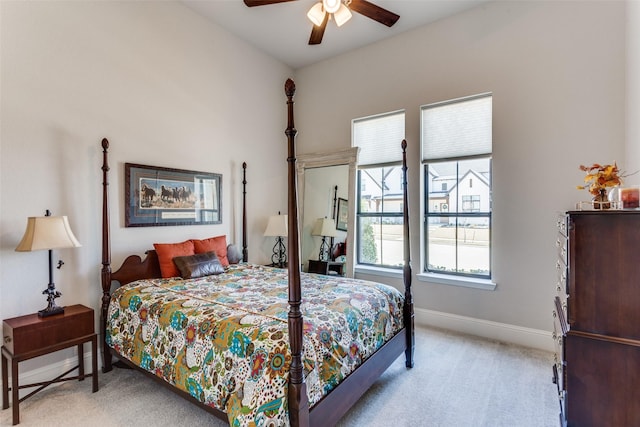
[38,305,65,317]
[271,236,287,268]
[40,280,64,317]
[318,236,330,262]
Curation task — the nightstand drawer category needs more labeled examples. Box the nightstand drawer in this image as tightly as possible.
[3,305,94,355]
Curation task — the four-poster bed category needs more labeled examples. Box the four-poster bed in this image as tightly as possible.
[99,78,414,426]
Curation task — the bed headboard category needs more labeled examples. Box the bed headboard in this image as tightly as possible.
[110,250,161,286]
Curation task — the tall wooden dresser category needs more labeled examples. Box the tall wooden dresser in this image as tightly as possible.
[553,211,640,426]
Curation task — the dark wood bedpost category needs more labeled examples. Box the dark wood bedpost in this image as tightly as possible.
[284,78,310,427]
[401,140,415,368]
[101,138,113,373]
[242,161,248,263]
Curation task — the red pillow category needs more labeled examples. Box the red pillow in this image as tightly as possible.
[153,240,195,278]
[191,236,229,267]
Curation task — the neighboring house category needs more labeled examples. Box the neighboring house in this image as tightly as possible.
[360,166,404,217]
[363,165,490,227]
[427,168,456,215]
[430,168,491,226]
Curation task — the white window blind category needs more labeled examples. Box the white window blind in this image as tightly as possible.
[353,110,405,166]
[421,94,492,161]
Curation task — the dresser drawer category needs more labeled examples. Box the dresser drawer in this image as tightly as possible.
[552,362,566,425]
[552,305,566,393]
[2,305,94,355]
[556,213,568,237]
[554,296,568,334]
[554,265,568,319]
[556,234,568,266]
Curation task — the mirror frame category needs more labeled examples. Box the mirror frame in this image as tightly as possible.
[297,147,359,277]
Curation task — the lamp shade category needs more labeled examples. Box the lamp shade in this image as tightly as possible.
[333,3,352,27]
[264,214,288,237]
[307,2,326,27]
[15,216,81,252]
[312,218,337,238]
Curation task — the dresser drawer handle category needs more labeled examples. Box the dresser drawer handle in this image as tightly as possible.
[3,335,11,344]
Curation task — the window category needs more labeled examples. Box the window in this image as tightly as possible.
[461,195,480,212]
[421,94,492,279]
[353,110,405,268]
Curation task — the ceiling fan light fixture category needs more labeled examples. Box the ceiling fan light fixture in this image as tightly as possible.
[322,0,341,14]
[333,4,352,27]
[307,2,326,27]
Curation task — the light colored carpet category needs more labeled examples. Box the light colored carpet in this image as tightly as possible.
[0,326,559,426]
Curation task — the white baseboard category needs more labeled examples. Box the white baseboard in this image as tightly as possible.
[0,350,96,403]
[414,307,555,353]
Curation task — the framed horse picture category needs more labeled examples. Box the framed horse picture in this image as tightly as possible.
[125,163,222,227]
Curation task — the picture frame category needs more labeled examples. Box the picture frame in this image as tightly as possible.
[336,197,348,231]
[125,163,222,227]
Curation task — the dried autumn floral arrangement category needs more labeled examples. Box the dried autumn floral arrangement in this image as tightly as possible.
[577,163,622,196]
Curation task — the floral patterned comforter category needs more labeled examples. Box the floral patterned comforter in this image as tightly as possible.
[106,264,404,426]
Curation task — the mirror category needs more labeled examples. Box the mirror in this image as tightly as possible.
[297,147,358,277]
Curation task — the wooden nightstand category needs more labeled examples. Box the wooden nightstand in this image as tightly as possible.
[1,304,98,425]
[307,260,345,276]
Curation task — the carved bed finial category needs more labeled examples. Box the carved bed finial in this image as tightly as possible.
[285,78,296,98]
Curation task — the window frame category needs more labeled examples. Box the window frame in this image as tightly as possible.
[356,164,405,269]
[421,93,493,281]
[352,110,405,270]
[423,158,492,279]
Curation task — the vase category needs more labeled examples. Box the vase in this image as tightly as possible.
[593,188,611,209]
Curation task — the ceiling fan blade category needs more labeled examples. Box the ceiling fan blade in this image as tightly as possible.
[309,12,329,45]
[348,0,400,27]
[243,0,298,6]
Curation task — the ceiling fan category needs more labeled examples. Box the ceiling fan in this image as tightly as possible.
[243,0,400,45]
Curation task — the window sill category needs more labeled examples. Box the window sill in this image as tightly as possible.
[353,266,496,291]
[417,272,496,291]
[354,265,403,280]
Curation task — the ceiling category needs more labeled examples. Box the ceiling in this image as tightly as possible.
[182,0,488,69]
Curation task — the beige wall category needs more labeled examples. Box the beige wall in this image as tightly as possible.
[294,1,626,333]
[0,0,633,374]
[0,0,292,366]
[628,0,640,174]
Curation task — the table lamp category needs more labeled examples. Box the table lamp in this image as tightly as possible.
[15,210,81,317]
[264,212,288,268]
[312,217,337,261]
